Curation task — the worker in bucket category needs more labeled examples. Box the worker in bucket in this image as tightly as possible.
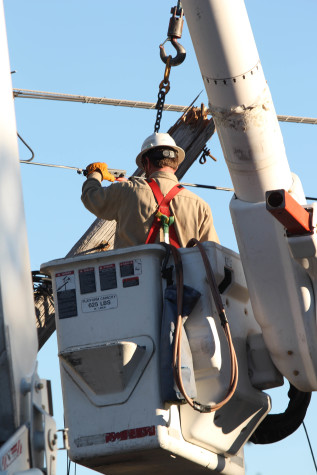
[81,132,219,249]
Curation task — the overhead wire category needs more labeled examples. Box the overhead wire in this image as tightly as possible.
[13,88,317,125]
[18,158,317,201]
[180,183,317,202]
[14,87,317,200]
[303,422,317,473]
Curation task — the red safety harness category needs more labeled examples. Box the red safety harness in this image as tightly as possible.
[145,178,184,248]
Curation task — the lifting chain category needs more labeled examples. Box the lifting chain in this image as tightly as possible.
[199,146,217,164]
[154,2,186,133]
[154,57,172,133]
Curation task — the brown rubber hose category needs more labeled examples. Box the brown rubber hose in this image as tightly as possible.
[169,240,238,413]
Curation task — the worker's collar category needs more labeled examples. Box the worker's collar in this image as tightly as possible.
[148,171,178,182]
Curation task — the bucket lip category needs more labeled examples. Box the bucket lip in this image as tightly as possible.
[40,243,167,275]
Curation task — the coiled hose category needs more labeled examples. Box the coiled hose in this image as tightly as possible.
[169,239,238,413]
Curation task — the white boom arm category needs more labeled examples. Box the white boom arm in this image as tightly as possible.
[0,1,57,472]
[182,0,296,203]
[182,0,317,391]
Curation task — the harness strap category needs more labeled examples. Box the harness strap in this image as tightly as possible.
[145,178,183,248]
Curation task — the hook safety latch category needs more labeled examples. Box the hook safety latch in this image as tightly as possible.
[160,5,186,67]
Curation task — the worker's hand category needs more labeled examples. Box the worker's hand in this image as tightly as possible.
[85,162,115,182]
[116,176,128,182]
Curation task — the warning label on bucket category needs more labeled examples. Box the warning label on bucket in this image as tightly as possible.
[120,259,142,277]
[99,264,117,290]
[81,294,118,313]
[56,271,78,319]
[79,267,96,294]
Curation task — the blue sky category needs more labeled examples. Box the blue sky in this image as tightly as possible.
[3,1,317,474]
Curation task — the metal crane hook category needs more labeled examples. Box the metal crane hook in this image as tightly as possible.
[160,38,186,67]
[159,3,186,67]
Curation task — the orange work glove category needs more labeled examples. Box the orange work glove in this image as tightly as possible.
[85,162,115,182]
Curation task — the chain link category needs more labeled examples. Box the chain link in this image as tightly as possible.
[154,57,171,133]
[154,87,168,133]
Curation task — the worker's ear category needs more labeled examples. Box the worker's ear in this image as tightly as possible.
[142,156,149,171]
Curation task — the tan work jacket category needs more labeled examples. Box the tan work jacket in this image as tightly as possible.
[81,171,219,249]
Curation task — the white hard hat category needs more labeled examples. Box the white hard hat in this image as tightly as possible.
[136,132,185,169]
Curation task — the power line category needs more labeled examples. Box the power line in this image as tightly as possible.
[13,88,317,125]
[18,159,317,201]
[303,422,317,473]
[13,88,188,112]
[180,182,316,201]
